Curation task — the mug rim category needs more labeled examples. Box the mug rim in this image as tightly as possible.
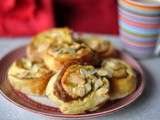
[127,0,160,7]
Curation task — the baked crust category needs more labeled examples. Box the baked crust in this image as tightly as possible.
[46,64,110,114]
[77,36,118,58]
[26,28,73,62]
[8,58,53,96]
[43,41,97,72]
[99,58,137,100]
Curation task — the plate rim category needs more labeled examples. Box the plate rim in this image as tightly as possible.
[0,45,145,119]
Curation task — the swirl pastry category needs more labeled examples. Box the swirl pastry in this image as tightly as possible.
[27,28,73,62]
[43,40,97,72]
[8,58,52,96]
[46,64,110,114]
[78,36,118,58]
[98,58,137,100]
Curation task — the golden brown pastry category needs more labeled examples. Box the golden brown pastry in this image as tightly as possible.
[46,64,110,114]
[97,58,137,100]
[27,28,73,62]
[8,58,52,96]
[43,40,97,72]
[77,36,118,58]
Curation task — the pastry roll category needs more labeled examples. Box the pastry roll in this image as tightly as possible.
[8,58,52,96]
[98,58,137,100]
[46,64,110,114]
[78,36,118,58]
[43,41,97,72]
[27,28,73,62]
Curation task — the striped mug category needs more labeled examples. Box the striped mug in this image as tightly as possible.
[118,0,160,59]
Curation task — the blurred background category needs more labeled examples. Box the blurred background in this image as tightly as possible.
[0,0,118,36]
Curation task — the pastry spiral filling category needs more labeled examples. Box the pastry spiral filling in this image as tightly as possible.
[9,58,51,79]
[46,64,110,114]
[98,59,127,78]
[32,28,73,48]
[100,59,135,79]
[98,58,137,100]
[56,65,109,100]
[76,36,117,58]
[43,39,96,72]
[47,42,91,61]
[83,37,111,53]
[27,28,73,61]
[8,58,52,96]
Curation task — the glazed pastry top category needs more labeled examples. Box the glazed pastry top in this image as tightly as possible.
[98,59,135,79]
[9,58,50,79]
[45,64,110,114]
[77,36,113,53]
[29,28,73,54]
[47,41,91,61]
[52,64,110,102]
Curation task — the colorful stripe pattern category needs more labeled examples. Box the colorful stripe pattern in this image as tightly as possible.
[118,0,160,58]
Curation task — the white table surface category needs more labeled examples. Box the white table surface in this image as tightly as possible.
[0,36,160,120]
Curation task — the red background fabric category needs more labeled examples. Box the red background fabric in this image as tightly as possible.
[0,0,54,36]
[0,0,118,36]
[55,0,118,34]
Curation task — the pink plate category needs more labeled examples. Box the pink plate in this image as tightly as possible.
[0,46,145,119]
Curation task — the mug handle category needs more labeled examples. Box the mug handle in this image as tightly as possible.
[155,35,160,56]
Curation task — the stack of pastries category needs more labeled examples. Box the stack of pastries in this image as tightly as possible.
[8,28,137,114]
